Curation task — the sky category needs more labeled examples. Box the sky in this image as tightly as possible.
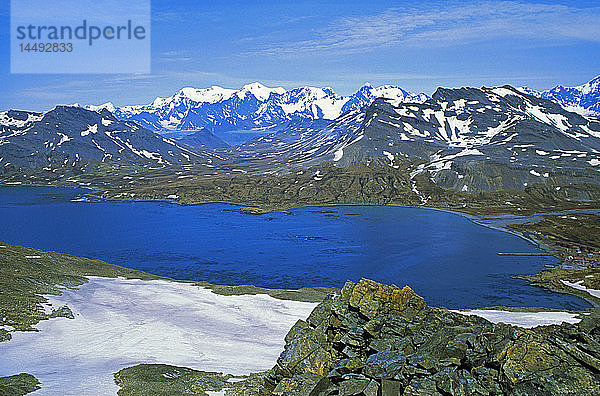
[1,0,600,111]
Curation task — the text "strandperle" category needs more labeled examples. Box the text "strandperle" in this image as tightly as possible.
[15,20,146,46]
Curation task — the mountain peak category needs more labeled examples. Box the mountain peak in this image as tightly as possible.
[83,102,116,113]
[176,86,236,104]
[238,82,285,100]
[241,82,267,91]
[585,74,600,84]
[524,75,600,116]
[354,83,374,95]
[578,75,600,95]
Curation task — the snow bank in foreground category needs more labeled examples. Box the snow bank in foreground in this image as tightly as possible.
[454,309,581,328]
[561,280,600,299]
[0,277,317,396]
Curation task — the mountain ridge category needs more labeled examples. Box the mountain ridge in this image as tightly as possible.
[79,82,429,133]
[226,83,600,194]
[0,106,217,169]
[76,76,600,136]
[3,82,600,197]
[520,75,600,116]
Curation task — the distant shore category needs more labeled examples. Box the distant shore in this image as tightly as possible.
[2,181,599,309]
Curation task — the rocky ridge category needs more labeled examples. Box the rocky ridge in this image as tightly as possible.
[255,279,600,395]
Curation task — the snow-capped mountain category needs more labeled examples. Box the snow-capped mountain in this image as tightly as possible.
[0,106,217,169]
[5,81,600,195]
[520,75,600,116]
[81,83,428,133]
[335,86,600,169]
[232,85,600,191]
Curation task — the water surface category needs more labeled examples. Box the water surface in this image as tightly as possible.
[0,185,589,309]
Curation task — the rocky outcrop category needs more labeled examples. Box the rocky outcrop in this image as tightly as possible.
[258,279,600,395]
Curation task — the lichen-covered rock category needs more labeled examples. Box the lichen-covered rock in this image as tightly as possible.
[337,377,371,395]
[403,377,440,396]
[271,373,323,396]
[261,279,600,396]
[380,378,403,395]
[362,351,406,379]
[276,320,332,377]
[347,279,427,320]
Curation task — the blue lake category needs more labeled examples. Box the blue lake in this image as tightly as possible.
[0,185,590,309]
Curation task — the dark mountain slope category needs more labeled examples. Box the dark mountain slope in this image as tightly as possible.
[0,106,221,169]
[176,128,230,150]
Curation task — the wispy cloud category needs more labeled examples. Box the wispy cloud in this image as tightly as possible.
[11,70,253,109]
[248,1,600,56]
[158,50,193,63]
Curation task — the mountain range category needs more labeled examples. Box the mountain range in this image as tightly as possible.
[80,83,428,133]
[77,77,600,137]
[228,84,600,193]
[2,77,600,195]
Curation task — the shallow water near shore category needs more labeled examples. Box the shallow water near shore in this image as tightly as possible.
[0,185,590,309]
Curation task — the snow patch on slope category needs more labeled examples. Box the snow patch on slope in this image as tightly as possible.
[0,277,317,395]
[455,309,581,328]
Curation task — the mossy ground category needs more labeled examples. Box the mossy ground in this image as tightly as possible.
[3,160,599,217]
[0,243,164,334]
[0,373,40,396]
[113,364,270,396]
[507,213,600,249]
[195,281,334,303]
[520,266,600,307]
[92,166,600,217]
[114,364,232,396]
[503,213,600,305]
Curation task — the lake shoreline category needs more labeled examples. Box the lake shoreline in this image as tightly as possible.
[83,186,600,306]
[1,182,598,310]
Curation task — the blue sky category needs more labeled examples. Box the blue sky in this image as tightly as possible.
[1,0,600,111]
